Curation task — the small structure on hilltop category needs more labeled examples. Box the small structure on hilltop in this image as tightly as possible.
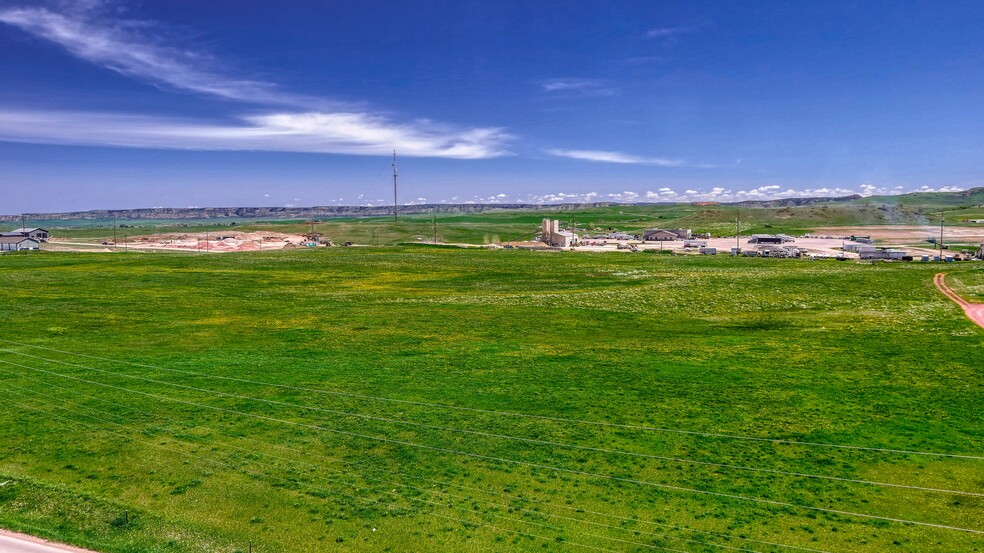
[1,227,48,242]
[0,236,40,251]
[643,228,691,241]
[540,219,577,247]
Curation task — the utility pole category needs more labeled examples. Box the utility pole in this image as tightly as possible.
[123,234,127,253]
[939,211,945,260]
[113,215,118,249]
[432,214,437,243]
[205,224,210,254]
[735,209,740,254]
[392,150,398,223]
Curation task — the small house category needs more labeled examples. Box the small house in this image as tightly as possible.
[2,228,49,241]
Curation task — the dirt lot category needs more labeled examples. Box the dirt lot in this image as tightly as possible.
[50,231,313,253]
[812,225,984,242]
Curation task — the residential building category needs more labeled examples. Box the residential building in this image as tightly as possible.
[1,228,49,241]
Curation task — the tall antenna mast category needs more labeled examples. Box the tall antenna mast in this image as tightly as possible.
[392,149,398,223]
[939,211,945,259]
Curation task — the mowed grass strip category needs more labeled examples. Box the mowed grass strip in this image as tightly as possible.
[0,249,982,552]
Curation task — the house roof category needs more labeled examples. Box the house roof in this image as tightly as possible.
[10,228,47,233]
[0,236,38,244]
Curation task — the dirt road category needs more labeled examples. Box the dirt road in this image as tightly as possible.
[0,529,97,553]
[934,273,984,329]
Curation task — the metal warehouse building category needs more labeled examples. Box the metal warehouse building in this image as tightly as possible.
[0,236,40,251]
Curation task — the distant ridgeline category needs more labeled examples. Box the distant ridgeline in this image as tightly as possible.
[0,203,624,221]
[2,187,981,220]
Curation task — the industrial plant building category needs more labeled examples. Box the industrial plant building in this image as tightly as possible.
[540,219,577,247]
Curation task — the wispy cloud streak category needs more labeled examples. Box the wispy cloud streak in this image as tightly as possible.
[0,5,327,108]
[540,79,616,96]
[0,109,512,158]
[0,3,514,158]
[545,148,683,166]
[646,23,705,39]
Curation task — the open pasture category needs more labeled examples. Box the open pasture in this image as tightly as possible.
[0,249,982,552]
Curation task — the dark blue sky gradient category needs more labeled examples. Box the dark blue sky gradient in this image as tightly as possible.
[1,1,982,212]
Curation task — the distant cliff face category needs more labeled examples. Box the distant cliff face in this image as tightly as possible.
[3,187,981,221]
[0,203,621,221]
[726,194,864,208]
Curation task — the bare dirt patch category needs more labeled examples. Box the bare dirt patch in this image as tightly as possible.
[812,225,984,242]
[73,231,314,253]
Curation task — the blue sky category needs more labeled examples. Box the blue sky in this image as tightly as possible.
[1,1,982,213]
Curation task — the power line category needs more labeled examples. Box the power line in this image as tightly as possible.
[4,376,826,553]
[3,347,976,498]
[2,358,979,536]
[6,340,980,461]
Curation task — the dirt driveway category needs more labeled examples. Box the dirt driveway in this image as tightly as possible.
[0,529,98,553]
[934,273,984,329]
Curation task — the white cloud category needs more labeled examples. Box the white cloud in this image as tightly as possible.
[0,5,329,108]
[545,148,683,166]
[0,109,512,158]
[646,24,705,39]
[0,4,513,158]
[918,185,965,193]
[512,184,966,205]
[540,79,617,97]
[647,26,690,38]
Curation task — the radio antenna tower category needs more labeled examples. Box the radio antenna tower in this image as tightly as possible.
[392,150,398,223]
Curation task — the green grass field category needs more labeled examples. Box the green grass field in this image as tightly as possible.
[0,249,982,552]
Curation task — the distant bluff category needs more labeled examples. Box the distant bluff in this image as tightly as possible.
[0,203,621,221]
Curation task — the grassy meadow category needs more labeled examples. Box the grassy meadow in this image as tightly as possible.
[0,248,982,552]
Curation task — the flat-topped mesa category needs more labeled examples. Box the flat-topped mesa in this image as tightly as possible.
[0,203,621,222]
